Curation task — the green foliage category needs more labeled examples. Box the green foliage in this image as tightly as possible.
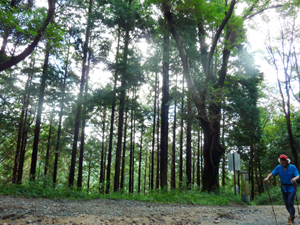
[0,182,246,206]
[252,185,284,205]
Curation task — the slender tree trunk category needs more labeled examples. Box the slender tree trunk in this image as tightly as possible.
[200,130,203,185]
[132,105,136,192]
[192,134,195,185]
[13,57,33,183]
[114,24,130,192]
[179,76,184,188]
[44,108,54,176]
[171,74,177,189]
[186,97,192,189]
[99,110,106,193]
[197,128,200,187]
[156,88,160,190]
[17,73,33,184]
[106,25,121,193]
[221,106,226,186]
[151,72,158,190]
[144,148,148,193]
[138,127,143,193]
[77,53,90,189]
[53,44,69,187]
[120,108,128,190]
[249,144,254,200]
[87,159,91,192]
[129,94,134,193]
[104,144,107,187]
[69,0,93,187]
[113,83,126,192]
[30,47,50,181]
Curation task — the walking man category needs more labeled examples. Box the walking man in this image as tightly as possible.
[264,154,300,225]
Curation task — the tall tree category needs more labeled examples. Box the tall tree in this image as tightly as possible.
[159,0,278,191]
[171,73,178,189]
[69,0,93,187]
[30,43,50,181]
[265,13,300,168]
[186,97,192,189]
[53,41,70,187]
[160,16,170,189]
[151,72,158,189]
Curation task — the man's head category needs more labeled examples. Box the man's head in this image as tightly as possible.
[279,154,290,167]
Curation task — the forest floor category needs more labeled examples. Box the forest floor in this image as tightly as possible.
[0,195,299,225]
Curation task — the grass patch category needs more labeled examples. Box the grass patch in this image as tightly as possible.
[0,183,247,206]
[252,185,285,205]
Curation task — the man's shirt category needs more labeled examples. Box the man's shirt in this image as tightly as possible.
[272,164,299,192]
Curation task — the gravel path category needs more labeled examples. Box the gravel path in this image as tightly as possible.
[1,195,300,224]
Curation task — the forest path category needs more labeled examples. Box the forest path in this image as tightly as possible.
[0,195,299,224]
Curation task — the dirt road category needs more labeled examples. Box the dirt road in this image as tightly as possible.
[0,195,299,224]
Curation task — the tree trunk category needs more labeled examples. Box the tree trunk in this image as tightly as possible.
[132,105,136,192]
[144,148,148,193]
[17,72,33,184]
[13,57,33,183]
[186,98,192,189]
[30,47,50,181]
[179,76,184,188]
[44,108,54,176]
[69,0,93,187]
[120,108,128,190]
[151,72,158,190]
[197,128,200,187]
[87,159,91,192]
[249,144,254,200]
[106,25,121,193]
[114,23,130,192]
[138,127,143,193]
[53,43,69,187]
[156,90,160,190]
[129,94,134,193]
[99,109,106,193]
[77,54,90,189]
[113,82,126,192]
[171,73,177,189]
[160,20,169,189]
[192,133,195,185]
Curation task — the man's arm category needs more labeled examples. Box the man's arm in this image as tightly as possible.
[263,173,274,183]
[291,175,300,183]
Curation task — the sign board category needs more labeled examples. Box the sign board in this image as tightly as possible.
[228,153,240,171]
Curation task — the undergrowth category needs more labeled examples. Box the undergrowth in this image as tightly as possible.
[0,182,248,206]
[252,185,285,205]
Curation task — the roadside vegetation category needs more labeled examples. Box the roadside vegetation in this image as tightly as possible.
[0,181,245,206]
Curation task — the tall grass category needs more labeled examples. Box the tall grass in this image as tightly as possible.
[252,185,285,205]
[0,182,248,206]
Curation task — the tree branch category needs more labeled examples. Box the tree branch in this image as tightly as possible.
[0,0,55,73]
[244,4,283,20]
[206,0,236,79]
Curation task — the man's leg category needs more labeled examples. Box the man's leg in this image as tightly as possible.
[287,191,296,222]
[282,191,295,223]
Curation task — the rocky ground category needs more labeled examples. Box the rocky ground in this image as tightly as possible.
[1,195,300,225]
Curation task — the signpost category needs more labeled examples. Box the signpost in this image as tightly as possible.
[228,153,240,195]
